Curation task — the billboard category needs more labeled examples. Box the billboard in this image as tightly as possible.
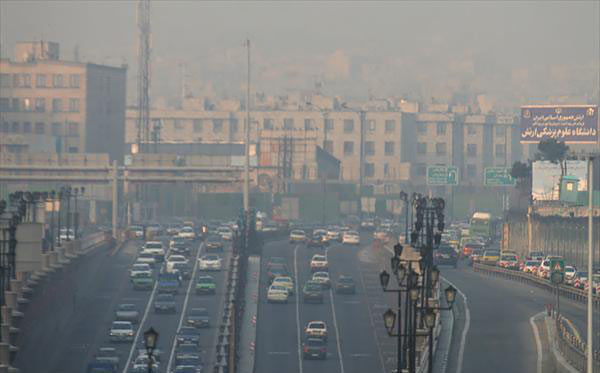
[520,105,598,143]
[532,160,588,200]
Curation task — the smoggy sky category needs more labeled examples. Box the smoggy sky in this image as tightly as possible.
[1,1,598,109]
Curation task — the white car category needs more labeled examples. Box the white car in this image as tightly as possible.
[272,276,294,295]
[537,260,551,279]
[178,226,196,240]
[305,321,328,340]
[130,263,152,278]
[310,254,328,272]
[169,236,186,249]
[109,321,134,342]
[522,260,541,274]
[289,230,307,243]
[564,266,577,285]
[132,355,159,372]
[198,254,222,271]
[326,227,341,242]
[312,272,331,289]
[137,251,157,268]
[217,226,233,241]
[166,255,189,273]
[342,230,360,245]
[143,241,165,258]
[267,284,289,303]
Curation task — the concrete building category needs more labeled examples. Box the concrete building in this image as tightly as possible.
[0,41,127,162]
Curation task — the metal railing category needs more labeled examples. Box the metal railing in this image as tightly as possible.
[556,317,600,371]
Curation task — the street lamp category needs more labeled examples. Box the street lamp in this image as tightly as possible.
[383,308,396,335]
[424,309,436,329]
[400,191,409,243]
[144,327,158,373]
[444,285,457,307]
[431,266,440,286]
[379,270,391,290]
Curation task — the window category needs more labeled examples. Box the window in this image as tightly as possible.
[35,122,45,134]
[566,182,574,192]
[212,119,223,133]
[68,146,78,153]
[12,74,20,87]
[384,163,390,176]
[495,125,506,136]
[0,98,9,111]
[193,119,203,132]
[263,118,274,130]
[325,118,334,131]
[68,122,79,137]
[23,122,32,133]
[11,98,19,111]
[22,74,31,87]
[343,141,354,156]
[385,120,396,133]
[436,122,447,135]
[365,163,375,177]
[467,164,477,178]
[367,119,376,131]
[70,74,80,88]
[22,98,32,111]
[69,98,80,112]
[418,123,427,133]
[52,98,62,112]
[11,122,19,133]
[343,119,354,133]
[52,74,64,88]
[304,118,314,131]
[230,118,239,133]
[283,118,294,130]
[436,143,447,156]
[495,144,506,157]
[324,140,333,153]
[0,73,11,87]
[52,122,62,136]
[417,142,427,154]
[467,125,477,135]
[1,121,9,132]
[467,144,477,157]
[385,142,395,156]
[35,98,45,112]
[415,163,426,176]
[365,141,375,156]
[36,74,47,88]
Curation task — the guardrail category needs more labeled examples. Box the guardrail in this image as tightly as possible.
[472,263,600,309]
[555,316,600,371]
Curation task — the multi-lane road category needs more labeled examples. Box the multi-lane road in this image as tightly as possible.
[15,236,230,373]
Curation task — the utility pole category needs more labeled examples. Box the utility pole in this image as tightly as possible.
[137,0,151,221]
[243,39,250,212]
[586,156,594,373]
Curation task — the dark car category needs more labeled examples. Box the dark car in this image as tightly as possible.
[335,275,356,294]
[434,246,458,268]
[173,262,192,280]
[176,344,200,358]
[303,280,324,303]
[307,232,328,248]
[205,234,224,252]
[86,362,117,373]
[302,338,327,360]
[186,307,210,328]
[171,242,191,256]
[154,294,176,313]
[174,354,203,368]
[176,326,201,346]
[267,264,290,283]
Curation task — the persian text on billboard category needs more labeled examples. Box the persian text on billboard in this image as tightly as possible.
[520,105,598,143]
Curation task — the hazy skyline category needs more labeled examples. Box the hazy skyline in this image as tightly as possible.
[1,1,598,109]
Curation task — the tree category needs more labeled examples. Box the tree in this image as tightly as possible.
[510,161,532,209]
[537,139,569,176]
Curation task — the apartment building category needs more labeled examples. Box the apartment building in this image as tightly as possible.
[0,41,127,162]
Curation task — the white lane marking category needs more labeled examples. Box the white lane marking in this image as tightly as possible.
[350,353,372,357]
[325,246,346,373]
[165,243,204,372]
[441,276,470,373]
[529,312,544,373]
[293,245,303,373]
[121,266,161,373]
[341,300,360,304]
[268,351,292,355]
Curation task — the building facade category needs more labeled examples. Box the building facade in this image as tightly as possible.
[0,41,127,162]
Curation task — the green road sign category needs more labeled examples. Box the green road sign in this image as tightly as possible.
[484,167,516,186]
[427,166,459,186]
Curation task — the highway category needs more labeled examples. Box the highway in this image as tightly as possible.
[15,235,231,373]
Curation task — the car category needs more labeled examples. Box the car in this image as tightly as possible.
[171,242,191,256]
[342,230,360,245]
[326,227,342,242]
[129,225,145,239]
[305,320,328,340]
[311,271,331,289]
[198,254,222,271]
[195,275,216,295]
[373,229,390,242]
[109,321,134,342]
[361,218,376,230]
[335,275,356,294]
[481,250,501,266]
[538,260,551,279]
[523,260,541,274]
[497,254,519,270]
[434,246,458,268]
[137,251,157,268]
[303,280,324,303]
[176,326,201,346]
[172,366,203,373]
[179,226,196,240]
[462,242,485,259]
[175,344,200,358]
[131,355,159,372]
[172,262,192,280]
[564,266,577,285]
[310,254,328,272]
[167,224,183,236]
[469,249,484,266]
[267,263,290,283]
[115,304,140,324]
[146,223,163,237]
[86,361,118,373]
[154,294,176,313]
[143,241,166,262]
[266,257,286,270]
[169,235,186,248]
[573,271,588,289]
[271,276,294,295]
[302,338,327,360]
[205,234,224,252]
[173,354,203,371]
[130,263,152,278]
[94,347,121,370]
[529,251,545,261]
[217,226,233,241]
[131,271,154,290]
[584,274,600,294]
[158,272,181,294]
[267,284,289,303]
[307,233,328,248]
[186,307,210,328]
[167,255,189,273]
[289,229,307,243]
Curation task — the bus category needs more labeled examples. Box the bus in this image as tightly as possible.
[469,212,497,241]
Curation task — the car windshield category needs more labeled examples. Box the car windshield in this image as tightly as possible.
[203,255,219,261]
[339,277,353,283]
[156,295,173,302]
[306,339,325,347]
[118,304,135,311]
[111,322,131,329]
[189,308,208,316]
[145,242,162,249]
[97,349,116,357]
[179,327,199,336]
[197,277,213,284]
[305,282,322,291]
